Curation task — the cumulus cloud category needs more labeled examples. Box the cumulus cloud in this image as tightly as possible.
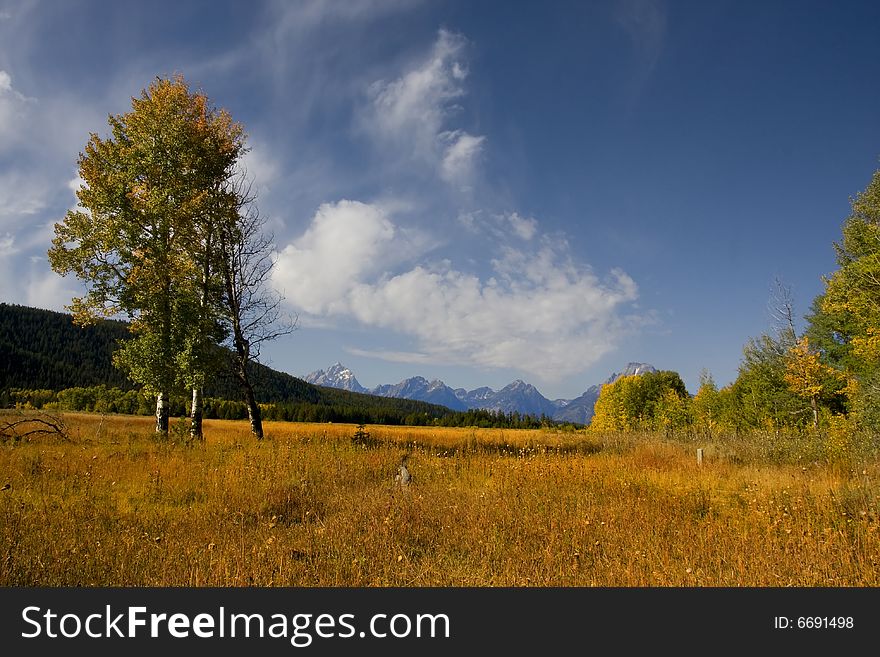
[275,201,641,380]
[504,212,538,241]
[273,200,432,315]
[365,29,485,187]
[347,255,638,379]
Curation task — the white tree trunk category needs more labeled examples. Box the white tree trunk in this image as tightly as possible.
[190,387,203,440]
[155,392,170,435]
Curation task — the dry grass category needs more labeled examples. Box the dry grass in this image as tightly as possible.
[1,412,879,586]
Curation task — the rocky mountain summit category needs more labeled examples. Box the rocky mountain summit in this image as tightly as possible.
[304,362,366,393]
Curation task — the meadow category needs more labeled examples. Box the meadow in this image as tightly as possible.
[1,412,879,586]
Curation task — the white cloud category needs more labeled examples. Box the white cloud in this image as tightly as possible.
[0,70,119,313]
[275,200,642,381]
[237,144,280,193]
[0,169,49,218]
[273,200,429,315]
[365,29,486,187]
[457,210,538,241]
[0,69,35,105]
[350,243,639,380]
[0,73,98,224]
[368,29,466,144]
[0,69,35,147]
[64,173,85,210]
[25,268,78,312]
[66,174,84,194]
[269,0,423,34]
[345,347,435,365]
[439,130,485,185]
[504,212,538,241]
[0,67,105,167]
[0,232,14,255]
[0,252,79,312]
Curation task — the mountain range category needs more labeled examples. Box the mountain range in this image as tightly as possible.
[305,361,657,424]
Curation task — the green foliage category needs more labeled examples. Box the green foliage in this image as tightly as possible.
[692,371,721,437]
[0,303,133,391]
[654,388,692,435]
[806,166,880,430]
[47,76,246,430]
[783,336,844,428]
[721,168,880,435]
[112,327,175,396]
[728,332,804,431]
[804,294,860,373]
[10,386,153,415]
[351,423,371,447]
[822,170,880,340]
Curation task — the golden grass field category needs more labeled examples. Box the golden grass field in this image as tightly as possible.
[1,412,879,586]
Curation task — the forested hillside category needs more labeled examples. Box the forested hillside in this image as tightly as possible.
[0,303,460,424]
[0,303,132,390]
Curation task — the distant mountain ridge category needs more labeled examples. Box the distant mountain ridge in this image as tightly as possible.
[373,376,466,411]
[304,361,658,423]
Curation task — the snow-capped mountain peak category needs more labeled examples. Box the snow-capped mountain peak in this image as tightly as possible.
[304,363,366,393]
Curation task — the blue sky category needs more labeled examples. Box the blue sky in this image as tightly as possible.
[2,0,880,399]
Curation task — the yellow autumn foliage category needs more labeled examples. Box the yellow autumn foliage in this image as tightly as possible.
[783,336,837,401]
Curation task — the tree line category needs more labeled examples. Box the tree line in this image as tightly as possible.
[590,165,880,439]
[3,385,574,429]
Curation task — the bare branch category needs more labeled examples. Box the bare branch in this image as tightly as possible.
[0,411,70,443]
[213,169,297,438]
[768,276,797,347]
